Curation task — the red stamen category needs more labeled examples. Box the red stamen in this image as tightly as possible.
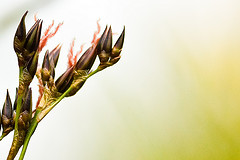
[68,39,75,68]
[91,19,101,44]
[73,43,85,65]
[38,21,63,52]
[34,14,38,22]
[67,19,101,68]
[44,20,55,37]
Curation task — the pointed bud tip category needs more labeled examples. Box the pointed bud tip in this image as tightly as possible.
[103,26,112,53]
[97,25,109,51]
[114,26,125,49]
[2,90,13,119]
[111,26,125,57]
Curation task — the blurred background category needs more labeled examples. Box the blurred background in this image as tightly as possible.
[1,0,240,159]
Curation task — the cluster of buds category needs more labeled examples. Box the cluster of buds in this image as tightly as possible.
[13,11,42,92]
[97,26,125,70]
[0,88,32,140]
[39,26,125,97]
[54,26,125,96]
[0,10,125,160]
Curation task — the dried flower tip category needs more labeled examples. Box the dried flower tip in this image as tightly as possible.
[111,26,125,57]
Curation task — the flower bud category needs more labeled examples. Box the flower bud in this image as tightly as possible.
[55,66,74,93]
[14,11,42,67]
[14,11,27,53]
[21,88,32,113]
[27,51,39,78]
[24,20,42,55]
[18,88,32,130]
[41,51,51,82]
[49,44,61,67]
[1,90,13,135]
[98,26,112,63]
[96,25,108,52]
[111,26,125,57]
[75,44,97,71]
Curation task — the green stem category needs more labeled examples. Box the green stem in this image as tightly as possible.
[15,67,24,131]
[19,68,100,159]
[0,133,7,141]
[37,87,72,122]
[7,67,27,160]
[37,68,100,122]
[19,109,41,160]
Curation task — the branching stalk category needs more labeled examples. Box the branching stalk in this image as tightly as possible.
[19,68,100,160]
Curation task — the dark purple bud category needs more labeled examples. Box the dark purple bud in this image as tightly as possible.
[18,88,32,130]
[55,66,74,93]
[75,45,98,71]
[2,90,13,119]
[98,26,112,63]
[14,11,27,53]
[1,90,14,135]
[21,88,32,114]
[27,51,39,78]
[112,26,125,57]
[24,20,43,54]
[49,55,56,79]
[49,45,61,67]
[103,26,112,53]
[96,25,108,53]
[41,51,51,82]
